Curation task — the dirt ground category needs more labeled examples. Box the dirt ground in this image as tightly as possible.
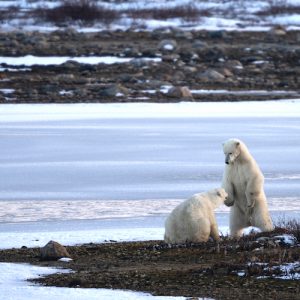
[0,228,299,299]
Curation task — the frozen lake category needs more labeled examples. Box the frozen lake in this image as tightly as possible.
[0,102,300,228]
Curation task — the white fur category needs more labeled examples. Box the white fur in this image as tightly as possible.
[222,138,274,238]
[164,188,227,243]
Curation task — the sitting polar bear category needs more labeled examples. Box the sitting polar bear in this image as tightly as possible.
[222,138,274,238]
[164,188,227,243]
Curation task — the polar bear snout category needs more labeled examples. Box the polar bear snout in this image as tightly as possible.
[225,154,229,165]
[224,197,234,207]
[225,154,230,164]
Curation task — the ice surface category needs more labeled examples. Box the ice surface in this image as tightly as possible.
[0,102,300,205]
[0,102,299,215]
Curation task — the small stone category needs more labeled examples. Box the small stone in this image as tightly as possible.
[256,236,270,243]
[220,68,234,77]
[192,40,208,49]
[197,69,225,81]
[167,86,193,99]
[158,39,178,52]
[100,84,128,97]
[269,25,287,36]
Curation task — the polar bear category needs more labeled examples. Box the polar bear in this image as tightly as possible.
[222,138,274,238]
[164,188,227,243]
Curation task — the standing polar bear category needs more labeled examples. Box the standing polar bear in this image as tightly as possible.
[164,188,227,243]
[222,138,274,238]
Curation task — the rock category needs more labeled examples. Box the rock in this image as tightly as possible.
[162,54,180,62]
[192,40,208,49]
[172,71,185,81]
[209,30,228,39]
[158,39,178,52]
[272,234,297,246]
[256,236,270,243]
[146,80,171,89]
[197,69,225,81]
[183,66,198,73]
[241,56,264,63]
[57,74,75,83]
[167,86,193,99]
[225,60,244,70]
[100,84,128,97]
[172,29,193,40]
[269,25,287,36]
[122,47,141,57]
[61,60,81,69]
[118,73,139,83]
[40,240,71,261]
[130,58,152,68]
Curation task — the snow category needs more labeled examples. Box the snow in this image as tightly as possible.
[0,224,164,249]
[0,67,31,72]
[144,87,299,96]
[0,88,14,94]
[0,263,187,300]
[273,234,298,246]
[58,257,73,262]
[275,262,300,280]
[0,101,300,123]
[0,55,161,66]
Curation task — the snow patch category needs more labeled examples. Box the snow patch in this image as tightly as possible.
[0,263,186,300]
[0,55,161,66]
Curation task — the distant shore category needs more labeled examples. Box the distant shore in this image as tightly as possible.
[1,29,300,104]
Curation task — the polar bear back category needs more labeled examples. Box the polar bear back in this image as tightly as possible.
[164,188,227,243]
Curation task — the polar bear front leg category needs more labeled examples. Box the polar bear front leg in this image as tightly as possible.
[245,179,261,222]
[222,178,235,207]
[210,221,221,242]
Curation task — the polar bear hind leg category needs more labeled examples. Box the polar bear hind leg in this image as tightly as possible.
[251,204,274,232]
[229,206,249,238]
[188,218,211,242]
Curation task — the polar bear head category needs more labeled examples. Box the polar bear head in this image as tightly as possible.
[222,138,243,165]
[207,188,228,208]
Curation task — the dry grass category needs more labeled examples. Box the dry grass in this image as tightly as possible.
[274,218,300,241]
[32,0,119,25]
[32,1,212,25]
[0,5,20,21]
[126,4,211,23]
[256,0,300,16]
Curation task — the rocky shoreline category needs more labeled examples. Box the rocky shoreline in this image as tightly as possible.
[1,28,300,103]
[0,227,299,299]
